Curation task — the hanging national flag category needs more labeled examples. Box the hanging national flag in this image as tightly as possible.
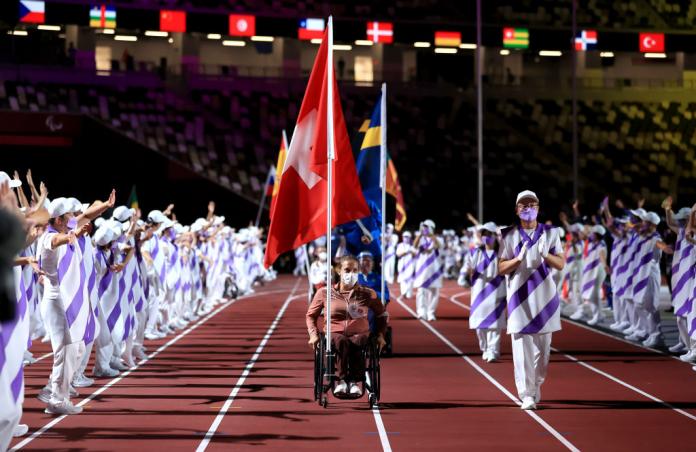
[89,4,116,29]
[355,92,407,231]
[298,18,325,40]
[434,31,461,47]
[574,29,597,51]
[264,25,370,267]
[366,21,393,44]
[269,131,288,218]
[229,14,255,37]
[127,185,138,210]
[19,0,45,24]
[639,32,664,53]
[503,27,529,49]
[160,10,186,33]
[265,165,276,197]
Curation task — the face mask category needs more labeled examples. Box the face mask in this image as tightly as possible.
[519,207,538,222]
[403,237,411,244]
[318,252,327,261]
[341,271,358,288]
[422,226,431,235]
[67,217,78,230]
[482,235,495,247]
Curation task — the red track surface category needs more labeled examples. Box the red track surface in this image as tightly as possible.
[10,276,696,451]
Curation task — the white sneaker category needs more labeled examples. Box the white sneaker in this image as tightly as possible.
[642,334,664,348]
[625,332,644,342]
[520,397,536,410]
[569,310,584,321]
[349,382,362,396]
[333,380,348,395]
[37,387,51,404]
[69,386,79,398]
[487,352,499,363]
[72,374,94,388]
[427,314,437,322]
[680,351,696,363]
[587,314,601,326]
[23,351,37,365]
[110,359,129,371]
[622,325,636,335]
[134,347,148,360]
[692,365,696,372]
[93,367,119,378]
[482,351,491,361]
[45,400,83,415]
[669,342,687,353]
[12,424,29,437]
[144,331,160,341]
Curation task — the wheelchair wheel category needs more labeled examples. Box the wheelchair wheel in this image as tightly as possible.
[367,338,381,402]
[313,338,322,401]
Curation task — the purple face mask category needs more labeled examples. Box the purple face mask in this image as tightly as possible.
[482,235,496,247]
[421,226,431,235]
[519,207,538,222]
[67,217,78,230]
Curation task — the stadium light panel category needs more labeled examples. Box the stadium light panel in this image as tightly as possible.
[334,44,352,51]
[222,40,246,47]
[599,52,614,58]
[145,30,169,37]
[114,35,137,41]
[413,42,431,48]
[310,38,322,44]
[644,52,667,58]
[207,33,222,40]
[459,43,477,49]
[37,25,60,31]
[7,30,29,36]
[499,49,510,55]
[434,48,457,54]
[251,36,274,42]
[355,40,374,46]
[539,50,562,57]
[99,29,115,34]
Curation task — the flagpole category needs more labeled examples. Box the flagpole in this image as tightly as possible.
[380,83,387,307]
[304,244,312,305]
[254,166,274,228]
[325,16,335,354]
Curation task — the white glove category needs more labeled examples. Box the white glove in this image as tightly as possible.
[515,242,528,262]
[537,234,549,258]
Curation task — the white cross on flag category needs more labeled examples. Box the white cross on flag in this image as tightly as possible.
[366,21,393,44]
[574,30,597,51]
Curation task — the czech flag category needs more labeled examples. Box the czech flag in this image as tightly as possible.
[19,0,45,24]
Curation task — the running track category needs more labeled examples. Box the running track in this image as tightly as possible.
[10,276,696,451]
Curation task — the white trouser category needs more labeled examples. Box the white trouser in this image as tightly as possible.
[146,276,164,333]
[416,287,440,318]
[0,405,21,452]
[94,308,113,372]
[50,341,84,404]
[385,258,396,284]
[476,329,502,355]
[76,341,94,377]
[637,305,660,337]
[676,316,694,349]
[399,281,413,298]
[512,332,552,401]
[612,297,624,324]
[623,299,637,329]
[135,309,148,346]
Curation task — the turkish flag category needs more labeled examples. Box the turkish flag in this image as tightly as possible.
[160,10,186,32]
[264,28,370,268]
[229,14,255,37]
[639,32,664,52]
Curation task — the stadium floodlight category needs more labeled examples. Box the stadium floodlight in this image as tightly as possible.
[413,42,431,48]
[37,25,60,31]
[222,40,246,47]
[599,51,614,58]
[145,30,169,37]
[251,36,274,42]
[310,38,322,44]
[434,47,457,54]
[499,49,510,55]
[355,40,374,46]
[644,52,667,58]
[334,44,352,51]
[207,33,222,40]
[100,29,115,35]
[114,35,137,41]
[459,43,477,49]
[539,50,562,57]
[7,30,29,36]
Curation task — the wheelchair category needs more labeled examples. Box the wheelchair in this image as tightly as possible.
[313,333,381,408]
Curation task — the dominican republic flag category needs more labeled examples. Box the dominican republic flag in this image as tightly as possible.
[298,18,325,40]
[264,23,369,267]
[19,0,45,24]
[575,30,598,51]
[366,21,393,44]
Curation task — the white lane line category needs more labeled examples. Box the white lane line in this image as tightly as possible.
[196,279,300,451]
[396,296,579,452]
[11,286,291,451]
[446,292,696,423]
[372,406,392,452]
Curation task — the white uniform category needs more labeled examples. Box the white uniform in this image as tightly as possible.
[396,241,416,298]
[609,233,630,328]
[384,233,398,284]
[500,224,562,403]
[561,241,583,311]
[463,247,506,358]
[671,229,695,350]
[413,236,443,320]
[614,231,645,333]
[580,239,607,321]
[631,232,662,340]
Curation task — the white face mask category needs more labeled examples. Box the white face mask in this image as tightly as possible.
[318,252,327,261]
[341,271,358,288]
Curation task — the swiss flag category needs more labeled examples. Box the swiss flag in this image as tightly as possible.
[160,10,186,32]
[264,28,370,268]
[639,32,664,52]
[229,14,255,37]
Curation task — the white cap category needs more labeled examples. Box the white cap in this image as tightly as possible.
[646,212,660,225]
[48,197,70,218]
[94,217,105,228]
[630,208,648,220]
[66,198,82,213]
[674,207,692,221]
[157,218,174,234]
[120,221,131,233]
[113,206,135,222]
[592,225,606,236]
[423,219,436,230]
[93,226,114,246]
[516,190,539,205]
[191,222,204,233]
[0,171,21,188]
[478,222,498,233]
[147,210,167,224]
[402,231,412,237]
[173,223,185,235]
[214,215,226,225]
[81,203,89,213]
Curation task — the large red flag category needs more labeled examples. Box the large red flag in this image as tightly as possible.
[264,27,369,268]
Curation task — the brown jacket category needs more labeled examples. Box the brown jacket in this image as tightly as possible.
[306,284,388,339]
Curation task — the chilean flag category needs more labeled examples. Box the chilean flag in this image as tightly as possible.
[19,0,45,24]
[264,26,370,267]
[298,18,325,40]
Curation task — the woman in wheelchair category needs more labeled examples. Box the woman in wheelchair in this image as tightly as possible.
[307,255,387,397]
